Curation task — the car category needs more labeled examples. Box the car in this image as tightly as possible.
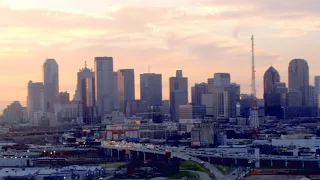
[232,172,236,175]
[200,161,204,164]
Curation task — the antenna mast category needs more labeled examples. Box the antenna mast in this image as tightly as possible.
[251,35,256,99]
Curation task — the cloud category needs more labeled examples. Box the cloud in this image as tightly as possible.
[1,0,320,110]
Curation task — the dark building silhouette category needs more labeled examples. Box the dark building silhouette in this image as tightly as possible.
[263,66,282,118]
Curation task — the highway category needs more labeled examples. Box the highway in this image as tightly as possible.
[101,141,320,179]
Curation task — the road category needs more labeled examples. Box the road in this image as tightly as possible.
[182,170,211,180]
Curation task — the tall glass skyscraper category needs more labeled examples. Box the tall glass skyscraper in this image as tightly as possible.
[43,59,59,113]
[94,57,114,116]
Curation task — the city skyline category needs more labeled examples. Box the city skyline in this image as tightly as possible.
[1,0,320,111]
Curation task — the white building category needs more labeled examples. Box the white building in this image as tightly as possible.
[272,136,320,149]
[95,57,114,116]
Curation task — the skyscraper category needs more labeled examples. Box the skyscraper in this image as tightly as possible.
[73,62,94,102]
[176,70,183,78]
[263,66,280,94]
[315,76,320,113]
[263,66,281,117]
[308,85,316,107]
[214,73,230,87]
[113,72,119,110]
[191,83,208,105]
[212,84,239,118]
[81,77,97,124]
[117,69,135,113]
[27,81,45,123]
[95,57,114,116]
[43,59,59,113]
[169,70,188,122]
[288,59,309,106]
[207,78,214,93]
[140,73,162,106]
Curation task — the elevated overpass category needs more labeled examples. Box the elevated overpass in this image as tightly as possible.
[101,141,320,170]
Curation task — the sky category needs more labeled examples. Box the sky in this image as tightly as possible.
[1,0,320,112]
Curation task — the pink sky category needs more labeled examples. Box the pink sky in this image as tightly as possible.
[1,0,320,112]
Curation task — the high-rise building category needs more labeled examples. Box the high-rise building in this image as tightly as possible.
[287,89,303,107]
[43,59,59,113]
[212,86,237,118]
[27,81,45,121]
[95,57,114,116]
[140,73,162,106]
[263,66,281,117]
[315,76,320,114]
[176,70,183,78]
[212,82,238,118]
[214,73,230,87]
[56,92,70,104]
[118,69,135,113]
[264,66,280,94]
[113,72,119,110]
[81,77,98,124]
[308,85,316,107]
[73,62,94,102]
[169,70,188,122]
[207,78,214,93]
[273,82,288,107]
[201,94,214,116]
[179,104,206,120]
[191,83,208,105]
[288,59,309,106]
[3,101,25,124]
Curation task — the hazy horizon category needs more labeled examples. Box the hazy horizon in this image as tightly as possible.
[1,0,320,112]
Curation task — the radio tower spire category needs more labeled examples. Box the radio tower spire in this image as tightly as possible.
[251,35,256,100]
[250,35,259,130]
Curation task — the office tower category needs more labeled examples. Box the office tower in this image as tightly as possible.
[264,66,280,94]
[273,82,288,107]
[191,83,208,105]
[179,104,206,120]
[207,78,214,93]
[239,94,253,118]
[95,57,114,116]
[140,73,162,106]
[43,59,59,113]
[118,69,135,113]
[263,66,281,117]
[73,62,94,102]
[201,94,214,116]
[309,85,316,107]
[176,70,183,78]
[214,73,230,87]
[287,89,303,107]
[27,81,45,123]
[56,92,70,104]
[125,100,148,117]
[113,72,119,110]
[169,70,188,122]
[315,76,320,115]
[162,100,170,114]
[81,77,97,124]
[212,85,238,118]
[288,59,309,106]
